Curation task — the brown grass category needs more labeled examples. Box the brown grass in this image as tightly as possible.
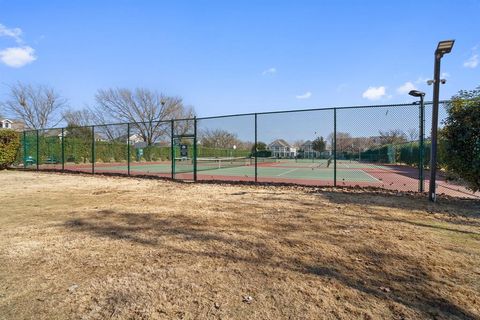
[0,170,479,320]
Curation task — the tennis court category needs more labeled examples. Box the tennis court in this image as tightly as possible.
[39,156,478,198]
[82,157,384,184]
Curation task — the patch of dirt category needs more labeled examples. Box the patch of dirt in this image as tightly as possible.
[0,171,479,319]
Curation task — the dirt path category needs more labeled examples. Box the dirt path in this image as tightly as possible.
[0,170,479,319]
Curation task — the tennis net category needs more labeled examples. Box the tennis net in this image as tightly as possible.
[174,156,278,172]
[196,157,252,171]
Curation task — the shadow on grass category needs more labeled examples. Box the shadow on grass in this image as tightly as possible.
[62,209,478,319]
[317,190,480,219]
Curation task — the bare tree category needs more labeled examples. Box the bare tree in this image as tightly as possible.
[379,129,408,145]
[95,88,195,145]
[199,129,242,149]
[327,132,353,152]
[407,128,419,142]
[63,109,96,127]
[2,82,67,129]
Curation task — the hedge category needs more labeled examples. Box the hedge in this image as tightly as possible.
[20,135,253,164]
[0,130,20,169]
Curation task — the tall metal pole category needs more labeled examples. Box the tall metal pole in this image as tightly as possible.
[429,54,442,201]
[127,123,131,176]
[333,108,337,187]
[254,113,258,183]
[91,125,95,174]
[193,117,197,182]
[36,130,39,171]
[23,131,27,168]
[171,120,175,179]
[61,128,65,172]
[418,96,425,192]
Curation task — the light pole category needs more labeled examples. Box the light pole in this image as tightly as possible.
[409,90,425,192]
[429,40,454,202]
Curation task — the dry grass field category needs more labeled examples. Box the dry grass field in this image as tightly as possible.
[0,170,479,320]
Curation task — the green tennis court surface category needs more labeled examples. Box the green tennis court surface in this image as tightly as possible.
[96,158,383,183]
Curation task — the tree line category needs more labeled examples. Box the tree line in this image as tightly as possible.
[0,82,195,146]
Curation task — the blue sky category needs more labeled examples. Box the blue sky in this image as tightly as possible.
[0,0,479,120]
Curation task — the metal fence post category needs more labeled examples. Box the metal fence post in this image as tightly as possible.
[23,131,27,168]
[171,120,174,179]
[419,99,425,192]
[333,108,337,187]
[61,127,65,172]
[127,123,131,175]
[91,125,95,174]
[193,117,197,181]
[36,130,39,171]
[255,113,258,183]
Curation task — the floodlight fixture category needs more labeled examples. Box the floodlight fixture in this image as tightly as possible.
[436,40,455,56]
[408,90,425,98]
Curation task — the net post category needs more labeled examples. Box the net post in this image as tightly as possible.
[127,123,131,176]
[23,131,27,168]
[254,113,258,183]
[61,127,65,172]
[36,129,39,171]
[193,117,197,182]
[91,125,95,174]
[171,120,174,179]
[333,108,337,187]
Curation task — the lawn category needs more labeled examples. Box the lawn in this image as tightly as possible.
[0,170,479,319]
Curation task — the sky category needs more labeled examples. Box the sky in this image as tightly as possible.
[0,0,479,140]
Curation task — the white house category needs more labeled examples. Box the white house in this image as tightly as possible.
[1,118,27,131]
[0,119,13,129]
[301,140,332,159]
[267,139,297,158]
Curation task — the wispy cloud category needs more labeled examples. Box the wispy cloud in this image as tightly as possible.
[463,54,479,68]
[0,22,36,68]
[261,67,276,75]
[0,23,23,43]
[0,46,36,67]
[396,81,416,95]
[362,86,386,100]
[296,91,312,99]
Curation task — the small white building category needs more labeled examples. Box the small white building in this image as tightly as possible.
[0,118,26,131]
[0,119,13,129]
[268,139,297,158]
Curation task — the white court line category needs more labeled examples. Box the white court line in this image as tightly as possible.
[277,167,299,176]
[360,170,381,183]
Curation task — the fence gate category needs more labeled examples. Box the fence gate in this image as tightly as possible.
[171,118,197,181]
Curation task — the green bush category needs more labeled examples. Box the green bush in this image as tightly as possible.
[442,88,480,191]
[0,130,20,169]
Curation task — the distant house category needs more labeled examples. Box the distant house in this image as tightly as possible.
[301,140,332,159]
[128,133,144,145]
[115,133,144,145]
[0,118,25,131]
[0,119,13,129]
[267,139,296,158]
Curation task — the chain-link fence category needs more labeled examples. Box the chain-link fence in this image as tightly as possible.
[16,101,478,199]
